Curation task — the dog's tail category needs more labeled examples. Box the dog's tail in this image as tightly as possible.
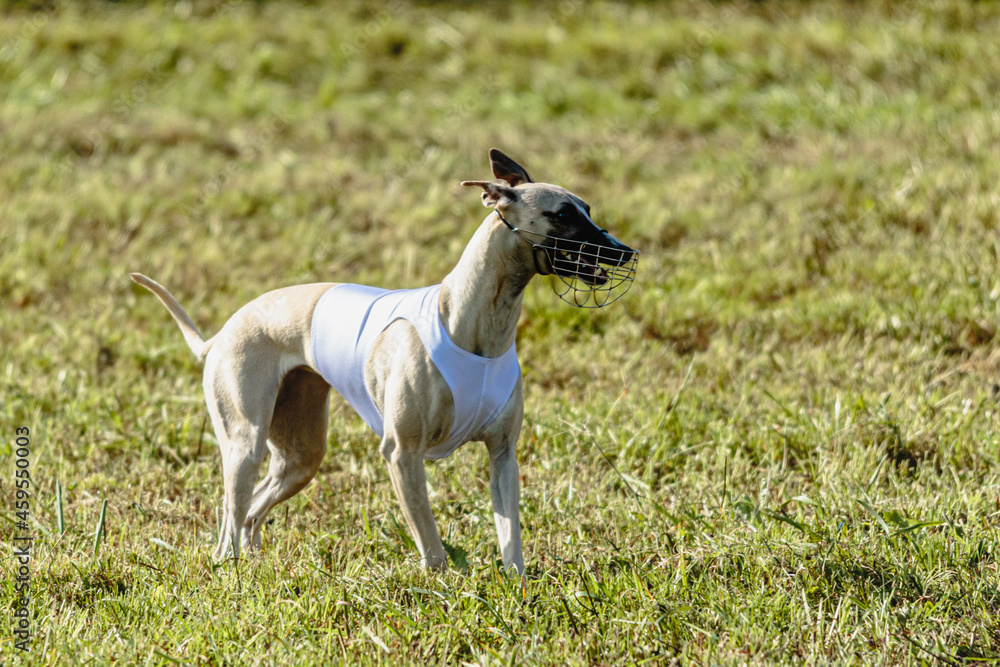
[130,273,215,363]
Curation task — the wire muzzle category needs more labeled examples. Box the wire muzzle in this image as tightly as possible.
[496,211,638,308]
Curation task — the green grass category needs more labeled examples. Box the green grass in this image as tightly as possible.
[2,1,1000,664]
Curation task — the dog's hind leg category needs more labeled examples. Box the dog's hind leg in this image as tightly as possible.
[242,367,330,550]
[203,343,279,562]
[216,433,268,561]
[210,423,269,561]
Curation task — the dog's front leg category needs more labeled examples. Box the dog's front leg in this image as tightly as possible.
[486,433,525,575]
[483,383,525,575]
[380,436,448,571]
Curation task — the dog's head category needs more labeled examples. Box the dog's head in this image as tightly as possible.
[462,149,638,305]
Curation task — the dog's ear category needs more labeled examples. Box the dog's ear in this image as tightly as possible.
[488,148,533,186]
[461,179,519,208]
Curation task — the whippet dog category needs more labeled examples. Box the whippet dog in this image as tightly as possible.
[131,149,637,573]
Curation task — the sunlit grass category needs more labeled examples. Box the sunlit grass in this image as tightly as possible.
[2,1,1000,664]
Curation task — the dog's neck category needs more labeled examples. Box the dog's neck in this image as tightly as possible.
[439,212,535,358]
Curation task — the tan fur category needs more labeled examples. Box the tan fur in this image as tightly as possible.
[131,149,631,574]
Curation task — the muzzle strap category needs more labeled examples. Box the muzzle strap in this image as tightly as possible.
[496,210,554,275]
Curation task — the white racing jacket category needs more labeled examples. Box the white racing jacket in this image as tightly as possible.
[311,283,520,460]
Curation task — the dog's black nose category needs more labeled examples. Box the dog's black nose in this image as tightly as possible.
[596,231,636,266]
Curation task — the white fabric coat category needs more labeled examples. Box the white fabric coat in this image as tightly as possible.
[311,283,520,459]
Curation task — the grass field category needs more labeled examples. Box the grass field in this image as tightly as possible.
[2,1,1000,664]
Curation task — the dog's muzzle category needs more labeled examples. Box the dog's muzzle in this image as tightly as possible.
[497,212,639,308]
